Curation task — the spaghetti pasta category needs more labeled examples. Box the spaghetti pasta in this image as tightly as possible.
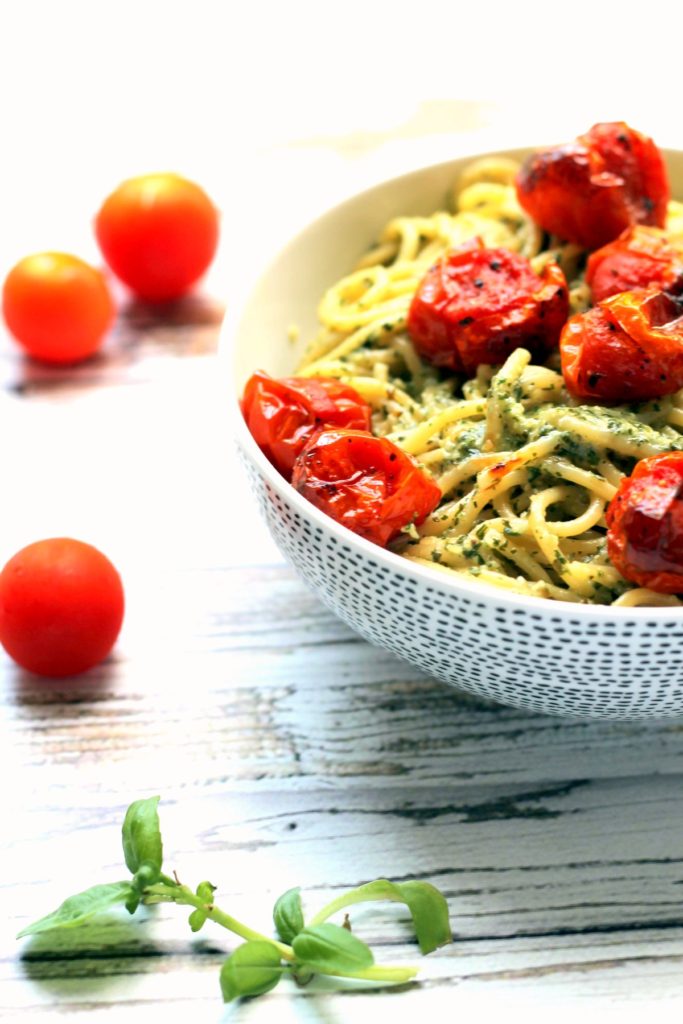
[295,159,683,606]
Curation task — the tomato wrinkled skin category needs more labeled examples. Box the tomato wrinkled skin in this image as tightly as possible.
[561,282,683,402]
[606,452,683,593]
[291,429,442,547]
[241,372,372,479]
[406,238,568,374]
[587,226,682,302]
[0,538,125,677]
[95,173,219,302]
[516,122,670,250]
[2,252,115,365]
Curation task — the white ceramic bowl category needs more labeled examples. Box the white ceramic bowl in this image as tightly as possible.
[223,145,683,721]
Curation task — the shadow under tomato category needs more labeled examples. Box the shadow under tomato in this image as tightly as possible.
[9,656,120,709]
[119,292,225,330]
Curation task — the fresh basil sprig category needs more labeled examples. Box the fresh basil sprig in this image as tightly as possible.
[17,796,452,1003]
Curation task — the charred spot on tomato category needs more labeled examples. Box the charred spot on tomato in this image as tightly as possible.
[407,239,569,374]
[515,122,670,249]
[606,452,683,592]
[587,372,602,389]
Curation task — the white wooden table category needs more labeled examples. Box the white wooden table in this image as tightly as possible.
[2,15,683,1017]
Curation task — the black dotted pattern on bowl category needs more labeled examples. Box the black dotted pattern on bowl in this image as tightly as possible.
[241,448,683,720]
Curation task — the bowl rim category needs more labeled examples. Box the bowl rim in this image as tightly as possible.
[220,144,683,622]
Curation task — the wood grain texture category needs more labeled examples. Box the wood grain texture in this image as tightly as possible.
[1,177,683,1024]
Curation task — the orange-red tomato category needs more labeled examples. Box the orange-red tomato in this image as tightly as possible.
[0,538,124,677]
[241,372,372,479]
[291,428,442,547]
[406,238,568,374]
[516,122,670,250]
[2,252,115,364]
[95,173,219,302]
[607,452,683,593]
[587,226,682,302]
[561,283,683,402]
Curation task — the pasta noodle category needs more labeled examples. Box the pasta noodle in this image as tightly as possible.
[296,160,683,606]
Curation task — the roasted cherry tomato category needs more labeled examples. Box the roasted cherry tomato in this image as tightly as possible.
[587,226,682,302]
[607,452,683,593]
[516,122,670,250]
[2,252,115,364]
[561,282,683,402]
[291,428,441,547]
[0,538,125,677]
[241,372,372,479]
[95,172,219,302]
[406,238,568,374]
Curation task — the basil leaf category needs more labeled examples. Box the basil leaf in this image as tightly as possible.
[219,941,284,1002]
[273,887,304,943]
[392,880,451,954]
[121,796,163,883]
[17,882,133,938]
[292,923,374,974]
[316,879,451,955]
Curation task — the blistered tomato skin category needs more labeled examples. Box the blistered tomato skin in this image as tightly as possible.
[561,283,683,402]
[0,538,125,677]
[587,226,682,302]
[607,453,683,593]
[516,122,670,250]
[241,372,372,479]
[406,238,569,374]
[291,429,442,547]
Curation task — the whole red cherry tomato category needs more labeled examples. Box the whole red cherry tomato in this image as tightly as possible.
[516,122,670,250]
[406,238,568,374]
[606,452,683,593]
[561,282,683,402]
[291,428,441,546]
[0,538,125,677]
[587,226,682,302]
[95,173,219,302]
[2,252,115,364]
[242,372,372,479]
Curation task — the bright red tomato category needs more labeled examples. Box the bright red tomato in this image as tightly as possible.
[0,538,124,677]
[587,226,682,302]
[516,122,670,250]
[407,238,568,374]
[241,372,372,479]
[95,173,219,302]
[561,283,683,402]
[2,252,115,364]
[607,452,683,593]
[291,428,442,547]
